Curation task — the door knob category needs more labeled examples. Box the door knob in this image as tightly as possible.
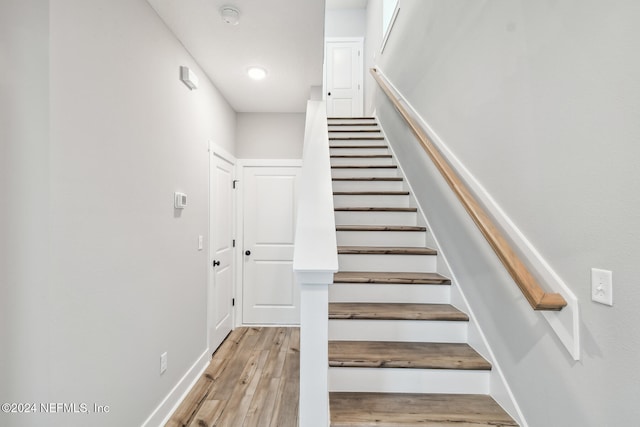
[245,250,251,256]
[327,92,331,96]
[212,260,220,267]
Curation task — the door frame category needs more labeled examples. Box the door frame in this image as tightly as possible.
[235,159,303,326]
[208,142,237,351]
[323,37,364,116]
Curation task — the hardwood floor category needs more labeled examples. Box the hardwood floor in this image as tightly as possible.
[166,327,299,427]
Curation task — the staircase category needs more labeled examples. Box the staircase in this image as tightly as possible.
[326,117,518,427]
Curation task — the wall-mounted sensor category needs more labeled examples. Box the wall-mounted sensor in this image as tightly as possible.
[180,66,198,90]
[174,192,187,209]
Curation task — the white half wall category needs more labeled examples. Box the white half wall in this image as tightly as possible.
[236,113,305,159]
[375,1,640,426]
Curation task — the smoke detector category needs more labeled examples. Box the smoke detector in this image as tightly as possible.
[220,6,240,25]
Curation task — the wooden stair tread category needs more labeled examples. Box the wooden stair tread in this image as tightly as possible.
[329,145,387,149]
[330,136,385,140]
[328,123,379,127]
[333,271,450,285]
[338,246,437,255]
[332,177,402,181]
[329,129,381,133]
[334,191,409,196]
[331,165,397,169]
[336,225,424,231]
[331,154,392,158]
[329,303,469,321]
[328,117,376,120]
[329,392,518,426]
[328,341,491,370]
[335,207,417,212]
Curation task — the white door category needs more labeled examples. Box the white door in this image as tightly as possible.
[242,166,301,324]
[209,151,235,352]
[326,39,364,117]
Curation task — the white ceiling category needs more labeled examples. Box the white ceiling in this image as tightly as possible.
[147,0,327,113]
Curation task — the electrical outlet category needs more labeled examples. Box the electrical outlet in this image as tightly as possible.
[160,352,168,374]
[591,268,613,306]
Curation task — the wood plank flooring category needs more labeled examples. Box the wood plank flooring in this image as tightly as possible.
[165,327,299,427]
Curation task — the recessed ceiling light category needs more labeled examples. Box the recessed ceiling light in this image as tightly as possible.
[220,6,240,25]
[247,67,267,81]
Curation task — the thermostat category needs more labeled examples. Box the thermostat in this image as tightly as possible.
[180,66,198,90]
[174,192,187,209]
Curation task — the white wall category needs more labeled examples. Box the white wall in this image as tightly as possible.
[236,113,305,159]
[375,1,640,425]
[365,0,383,115]
[0,2,51,426]
[325,8,366,38]
[5,1,236,426]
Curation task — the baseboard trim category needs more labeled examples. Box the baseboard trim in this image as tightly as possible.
[141,348,210,427]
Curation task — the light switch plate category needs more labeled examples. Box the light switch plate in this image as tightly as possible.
[591,268,613,306]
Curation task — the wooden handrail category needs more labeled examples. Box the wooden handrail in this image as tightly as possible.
[371,68,566,311]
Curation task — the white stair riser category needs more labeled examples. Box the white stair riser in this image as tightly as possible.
[337,230,425,247]
[329,319,468,343]
[328,120,377,126]
[329,284,450,304]
[332,180,404,192]
[330,147,388,156]
[331,157,394,166]
[329,125,382,130]
[333,194,410,208]
[328,368,490,394]
[338,254,437,272]
[329,138,385,147]
[329,132,383,138]
[334,211,417,226]
[331,167,399,178]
